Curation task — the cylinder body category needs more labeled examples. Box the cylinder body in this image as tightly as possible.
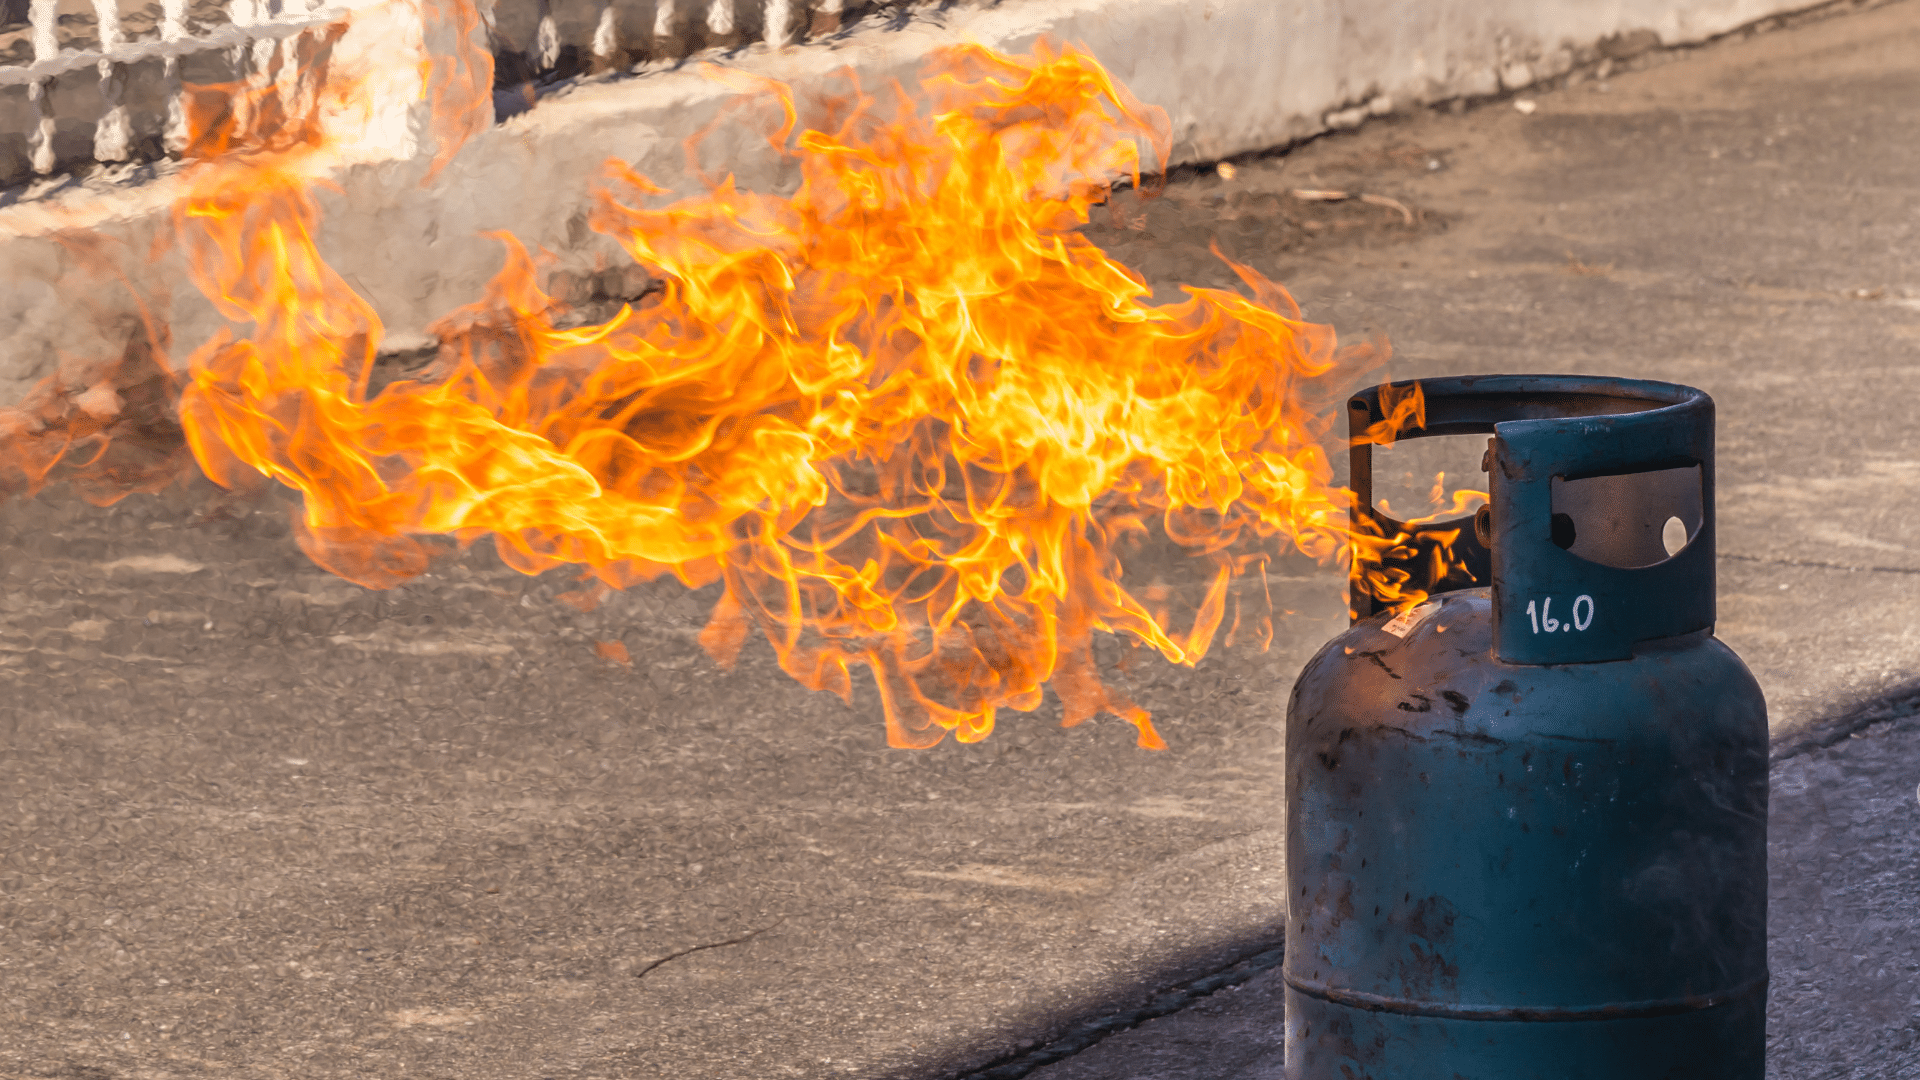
[1283,589,1768,1079]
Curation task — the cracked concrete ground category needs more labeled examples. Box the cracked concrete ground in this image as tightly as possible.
[4,2,1920,1078]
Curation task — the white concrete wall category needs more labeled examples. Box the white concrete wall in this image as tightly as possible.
[0,0,1821,406]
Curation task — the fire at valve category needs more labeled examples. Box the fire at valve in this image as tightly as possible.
[0,0,1481,749]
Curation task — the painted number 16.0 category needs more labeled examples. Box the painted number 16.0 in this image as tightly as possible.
[1528,595,1594,634]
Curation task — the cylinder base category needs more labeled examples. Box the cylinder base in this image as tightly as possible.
[1283,983,1765,1080]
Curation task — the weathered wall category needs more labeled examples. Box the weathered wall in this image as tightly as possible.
[0,0,1827,405]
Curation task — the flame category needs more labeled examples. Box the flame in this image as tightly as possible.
[1346,382,1489,613]
[1355,378,1426,449]
[0,20,1475,749]
[1371,470,1486,523]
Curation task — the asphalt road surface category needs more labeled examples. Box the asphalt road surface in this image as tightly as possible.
[4,1,1920,1078]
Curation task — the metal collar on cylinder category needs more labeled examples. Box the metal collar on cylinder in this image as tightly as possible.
[1348,374,1715,666]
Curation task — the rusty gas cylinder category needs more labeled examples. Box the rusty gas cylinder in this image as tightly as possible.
[1283,375,1768,1079]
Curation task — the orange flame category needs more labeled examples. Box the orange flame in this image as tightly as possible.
[1347,380,1490,613]
[1359,478,1490,612]
[1,19,1478,749]
[1355,378,1425,448]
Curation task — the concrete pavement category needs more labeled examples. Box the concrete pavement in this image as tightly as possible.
[4,2,1919,1078]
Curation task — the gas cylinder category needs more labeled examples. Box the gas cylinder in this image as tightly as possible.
[1284,375,1768,1079]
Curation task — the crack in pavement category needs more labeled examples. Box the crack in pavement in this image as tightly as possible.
[631,919,785,981]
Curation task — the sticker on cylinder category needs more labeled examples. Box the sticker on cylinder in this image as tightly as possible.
[1381,600,1441,639]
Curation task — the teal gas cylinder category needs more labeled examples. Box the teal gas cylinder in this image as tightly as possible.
[1283,376,1768,1079]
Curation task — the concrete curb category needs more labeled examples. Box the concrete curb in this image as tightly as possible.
[0,0,1827,406]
